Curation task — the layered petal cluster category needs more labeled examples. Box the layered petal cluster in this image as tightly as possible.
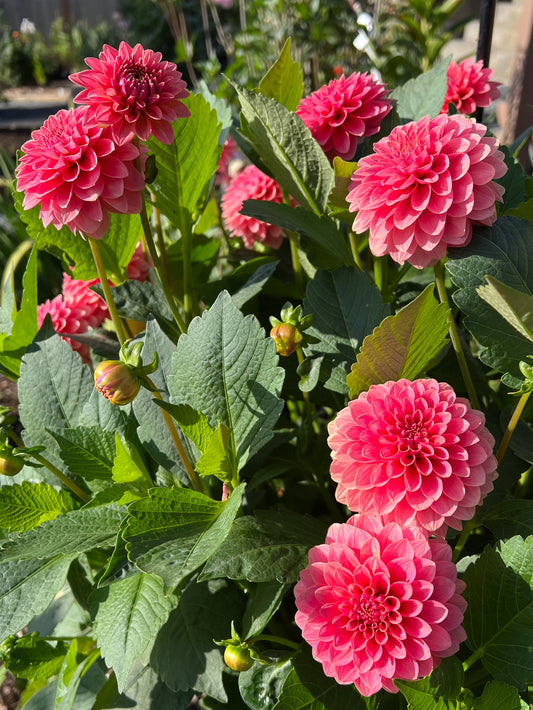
[296,72,391,161]
[16,106,144,239]
[441,58,500,115]
[126,241,152,282]
[221,164,285,249]
[294,514,467,696]
[37,274,109,361]
[70,41,190,145]
[328,379,497,533]
[347,113,507,268]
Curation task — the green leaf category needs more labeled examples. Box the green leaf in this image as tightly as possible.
[151,578,245,703]
[273,650,368,710]
[196,423,235,481]
[396,656,464,708]
[112,434,152,494]
[482,500,533,541]
[346,283,450,398]
[0,268,15,336]
[0,244,38,377]
[0,482,74,532]
[303,266,390,394]
[124,484,244,589]
[498,145,528,214]
[132,317,191,486]
[55,639,100,710]
[447,217,533,384]
[92,572,175,691]
[48,426,116,482]
[14,186,142,283]
[474,680,527,709]
[240,201,351,270]
[231,260,278,309]
[169,291,284,471]
[200,510,328,584]
[239,657,292,710]
[233,84,334,214]
[463,536,533,689]
[0,505,125,560]
[2,634,68,680]
[147,93,221,230]
[242,581,291,639]
[153,401,214,455]
[0,555,75,642]
[391,58,450,120]
[258,38,304,111]
[477,275,533,341]
[18,324,94,469]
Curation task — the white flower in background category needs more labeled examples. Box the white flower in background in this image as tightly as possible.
[20,18,36,35]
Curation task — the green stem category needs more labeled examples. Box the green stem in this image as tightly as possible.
[452,515,477,564]
[288,231,304,297]
[181,227,194,320]
[88,238,127,347]
[296,346,312,433]
[250,634,300,650]
[434,261,480,410]
[496,390,531,464]
[149,386,204,493]
[373,255,384,293]
[462,648,483,673]
[139,198,187,334]
[515,464,533,498]
[348,232,363,270]
[9,430,90,504]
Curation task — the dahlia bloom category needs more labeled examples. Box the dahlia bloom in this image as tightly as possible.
[441,58,500,116]
[16,106,144,240]
[37,281,108,363]
[221,165,285,249]
[216,136,243,188]
[296,72,391,161]
[70,42,190,145]
[294,514,467,696]
[347,114,506,268]
[126,241,152,282]
[328,379,497,534]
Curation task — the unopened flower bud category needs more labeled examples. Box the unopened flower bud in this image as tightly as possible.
[270,323,303,357]
[0,452,24,477]
[223,644,254,672]
[94,360,141,405]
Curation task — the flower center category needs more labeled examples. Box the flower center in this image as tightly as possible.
[336,584,396,634]
[120,64,156,105]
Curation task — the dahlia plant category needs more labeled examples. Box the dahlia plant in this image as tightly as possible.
[1,36,533,710]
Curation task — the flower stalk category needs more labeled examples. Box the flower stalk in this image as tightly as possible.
[89,237,127,347]
[434,260,480,410]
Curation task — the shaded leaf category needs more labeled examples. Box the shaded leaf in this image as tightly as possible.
[477,275,533,341]
[239,657,292,710]
[48,426,116,482]
[482,500,533,540]
[0,555,75,642]
[240,201,351,270]
[347,283,449,398]
[474,680,527,709]
[447,217,533,385]
[124,484,244,590]
[304,266,390,394]
[150,578,245,702]
[3,635,68,681]
[92,572,175,691]
[463,536,533,689]
[200,510,328,584]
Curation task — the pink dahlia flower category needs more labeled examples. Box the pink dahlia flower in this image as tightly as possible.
[16,107,144,240]
[70,42,190,145]
[216,136,242,188]
[294,514,466,696]
[347,114,506,268]
[37,275,109,362]
[296,72,391,161]
[221,165,285,249]
[441,58,500,116]
[328,379,497,534]
[126,241,152,282]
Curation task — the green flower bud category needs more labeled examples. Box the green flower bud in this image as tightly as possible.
[0,452,24,477]
[223,644,254,672]
[270,323,303,357]
[94,360,141,406]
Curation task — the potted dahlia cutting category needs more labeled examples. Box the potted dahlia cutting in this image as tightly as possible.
[0,34,532,710]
